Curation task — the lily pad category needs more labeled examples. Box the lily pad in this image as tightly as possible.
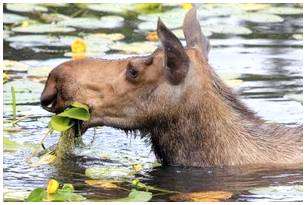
[3,137,22,152]
[3,13,28,24]
[3,60,29,73]
[58,16,123,30]
[292,34,303,41]
[110,41,157,54]
[204,24,252,35]
[12,24,76,33]
[86,4,133,14]
[138,8,186,30]
[170,191,233,202]
[234,12,284,23]
[198,6,242,18]
[247,185,303,201]
[85,166,131,179]
[4,189,30,202]
[85,180,121,189]
[7,35,77,49]
[262,7,303,15]
[113,189,152,202]
[6,3,48,13]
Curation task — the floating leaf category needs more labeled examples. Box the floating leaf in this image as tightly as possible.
[3,13,28,24]
[50,116,74,132]
[85,167,131,179]
[134,3,163,13]
[26,188,46,202]
[62,184,74,192]
[86,4,133,14]
[46,190,86,202]
[6,3,48,13]
[70,102,90,112]
[292,34,303,41]
[3,189,29,202]
[3,60,29,73]
[234,12,284,23]
[85,180,121,189]
[113,189,152,202]
[248,185,303,201]
[12,24,75,33]
[235,3,271,11]
[110,42,157,54]
[262,7,303,15]
[170,191,233,202]
[57,107,90,121]
[3,137,22,152]
[58,16,124,30]
[47,179,60,194]
[204,24,252,35]
[32,152,57,166]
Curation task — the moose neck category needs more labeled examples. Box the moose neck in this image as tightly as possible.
[145,61,272,167]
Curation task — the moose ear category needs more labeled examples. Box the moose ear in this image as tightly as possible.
[183,7,210,60]
[157,18,190,85]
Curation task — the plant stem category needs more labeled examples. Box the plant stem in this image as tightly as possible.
[11,86,16,123]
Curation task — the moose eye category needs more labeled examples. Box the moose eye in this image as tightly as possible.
[126,67,139,79]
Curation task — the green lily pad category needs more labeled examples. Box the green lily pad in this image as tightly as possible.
[7,35,77,49]
[86,4,133,14]
[3,60,29,72]
[4,189,30,202]
[58,16,123,30]
[58,107,90,121]
[50,116,74,132]
[84,33,125,41]
[234,12,284,23]
[114,189,152,202]
[3,13,28,24]
[202,24,252,35]
[12,24,75,33]
[4,137,22,152]
[40,13,71,23]
[46,189,86,202]
[110,41,157,54]
[198,6,242,17]
[100,16,125,28]
[292,34,303,41]
[26,188,45,202]
[6,3,48,13]
[85,166,131,179]
[262,7,303,15]
[248,185,303,201]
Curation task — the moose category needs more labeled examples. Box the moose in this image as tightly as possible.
[41,8,302,168]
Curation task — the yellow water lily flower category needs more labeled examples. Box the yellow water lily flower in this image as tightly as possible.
[71,38,87,60]
[132,164,142,172]
[182,3,193,10]
[47,179,59,194]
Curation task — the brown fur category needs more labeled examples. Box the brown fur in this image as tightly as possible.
[40,8,302,168]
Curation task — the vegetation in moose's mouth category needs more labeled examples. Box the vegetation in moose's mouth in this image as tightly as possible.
[3,3,303,202]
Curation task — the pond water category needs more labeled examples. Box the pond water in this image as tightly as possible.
[3,3,303,202]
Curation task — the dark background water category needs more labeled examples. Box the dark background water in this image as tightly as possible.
[3,3,303,202]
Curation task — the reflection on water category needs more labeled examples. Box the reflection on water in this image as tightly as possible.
[3,3,303,202]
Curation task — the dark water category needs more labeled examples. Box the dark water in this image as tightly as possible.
[3,3,303,202]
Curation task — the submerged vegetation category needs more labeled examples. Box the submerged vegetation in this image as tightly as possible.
[3,3,303,202]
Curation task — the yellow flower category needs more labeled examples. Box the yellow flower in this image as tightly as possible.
[71,38,87,53]
[132,164,142,172]
[47,179,59,194]
[182,3,193,10]
[145,31,159,42]
[21,20,29,27]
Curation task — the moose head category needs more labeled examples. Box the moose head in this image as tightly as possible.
[41,8,213,131]
[41,8,302,167]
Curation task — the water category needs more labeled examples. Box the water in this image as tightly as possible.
[3,3,303,202]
